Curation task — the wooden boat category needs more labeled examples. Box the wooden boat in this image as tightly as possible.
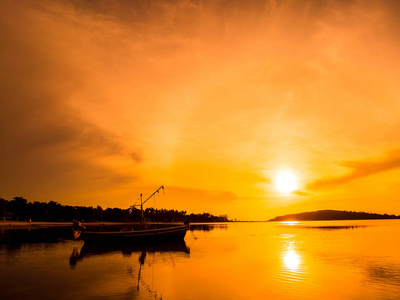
[74,224,189,245]
[73,186,190,245]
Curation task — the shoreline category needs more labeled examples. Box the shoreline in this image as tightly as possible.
[0,221,144,230]
[0,221,229,230]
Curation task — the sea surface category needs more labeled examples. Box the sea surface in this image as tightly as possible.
[1,220,400,300]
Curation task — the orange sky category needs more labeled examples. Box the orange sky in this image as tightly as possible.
[1,0,400,220]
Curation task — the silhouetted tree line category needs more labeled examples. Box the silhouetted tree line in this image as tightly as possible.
[269,209,400,221]
[0,197,230,223]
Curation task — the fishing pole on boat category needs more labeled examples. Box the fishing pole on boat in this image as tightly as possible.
[142,185,165,206]
[132,186,165,225]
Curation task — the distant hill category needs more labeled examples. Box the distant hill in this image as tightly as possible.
[269,210,400,222]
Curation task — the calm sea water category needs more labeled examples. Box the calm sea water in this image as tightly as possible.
[1,220,400,300]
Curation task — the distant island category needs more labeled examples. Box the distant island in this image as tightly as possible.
[269,210,400,221]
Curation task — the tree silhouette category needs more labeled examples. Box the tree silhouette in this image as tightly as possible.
[0,196,230,223]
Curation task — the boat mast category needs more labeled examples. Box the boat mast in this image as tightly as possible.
[135,185,164,224]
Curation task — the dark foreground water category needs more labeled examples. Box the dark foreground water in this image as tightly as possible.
[1,220,400,299]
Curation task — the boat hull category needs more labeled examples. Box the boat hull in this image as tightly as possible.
[76,225,189,245]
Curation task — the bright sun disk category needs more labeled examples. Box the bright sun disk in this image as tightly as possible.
[274,170,298,194]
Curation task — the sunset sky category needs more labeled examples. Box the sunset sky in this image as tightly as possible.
[1,0,400,220]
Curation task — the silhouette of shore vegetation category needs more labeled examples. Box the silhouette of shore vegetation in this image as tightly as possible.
[269,210,400,221]
[0,197,230,223]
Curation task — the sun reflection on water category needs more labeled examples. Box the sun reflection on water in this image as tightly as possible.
[281,237,302,272]
[283,250,301,270]
[281,221,299,226]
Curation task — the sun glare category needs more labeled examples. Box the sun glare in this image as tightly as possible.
[283,250,301,270]
[274,170,298,194]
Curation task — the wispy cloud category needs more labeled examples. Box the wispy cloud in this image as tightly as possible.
[307,149,400,191]
[293,190,314,197]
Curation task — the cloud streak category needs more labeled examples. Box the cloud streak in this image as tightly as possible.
[307,149,400,191]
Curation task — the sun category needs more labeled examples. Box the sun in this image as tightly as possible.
[274,170,298,194]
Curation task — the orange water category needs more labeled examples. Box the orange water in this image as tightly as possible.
[1,220,400,299]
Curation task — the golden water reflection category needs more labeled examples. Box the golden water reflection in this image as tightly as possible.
[281,221,299,226]
[279,234,302,272]
[283,249,301,270]
[2,221,400,299]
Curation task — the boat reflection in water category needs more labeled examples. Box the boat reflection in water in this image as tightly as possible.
[70,240,190,267]
[70,240,190,299]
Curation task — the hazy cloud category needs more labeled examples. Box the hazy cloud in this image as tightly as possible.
[167,186,237,203]
[307,149,400,191]
[293,190,313,197]
[0,0,142,202]
[2,0,400,217]
[161,186,238,213]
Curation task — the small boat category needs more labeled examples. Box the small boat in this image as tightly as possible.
[73,186,190,245]
[74,223,189,245]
